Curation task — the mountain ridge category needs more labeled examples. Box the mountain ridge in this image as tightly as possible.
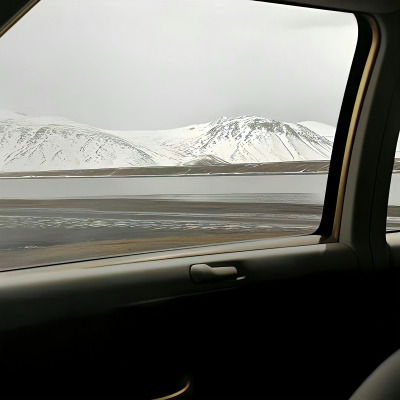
[0,110,335,172]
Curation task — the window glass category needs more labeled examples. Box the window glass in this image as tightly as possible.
[387,135,400,232]
[0,0,357,269]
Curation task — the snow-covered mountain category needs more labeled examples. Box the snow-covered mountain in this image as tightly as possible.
[160,116,332,165]
[0,112,159,171]
[0,110,335,172]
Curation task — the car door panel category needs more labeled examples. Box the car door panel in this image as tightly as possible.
[0,241,357,330]
[1,259,399,399]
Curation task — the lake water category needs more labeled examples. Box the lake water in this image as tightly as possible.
[1,172,399,204]
[0,174,328,200]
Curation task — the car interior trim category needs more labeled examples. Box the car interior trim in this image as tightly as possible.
[332,15,380,239]
[0,242,358,330]
[152,382,190,400]
[386,232,400,268]
[315,14,372,238]
[0,0,40,38]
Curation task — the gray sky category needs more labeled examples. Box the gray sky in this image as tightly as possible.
[0,0,357,130]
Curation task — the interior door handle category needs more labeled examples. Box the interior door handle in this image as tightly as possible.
[190,264,238,284]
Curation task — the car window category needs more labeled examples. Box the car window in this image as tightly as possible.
[0,0,357,270]
[387,135,400,232]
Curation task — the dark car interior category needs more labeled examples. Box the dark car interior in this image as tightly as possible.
[0,0,399,399]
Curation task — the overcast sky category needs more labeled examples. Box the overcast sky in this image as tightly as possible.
[0,0,357,130]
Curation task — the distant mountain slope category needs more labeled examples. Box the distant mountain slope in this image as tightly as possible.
[182,154,229,166]
[297,121,335,142]
[162,116,332,164]
[0,111,334,172]
[0,115,157,172]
